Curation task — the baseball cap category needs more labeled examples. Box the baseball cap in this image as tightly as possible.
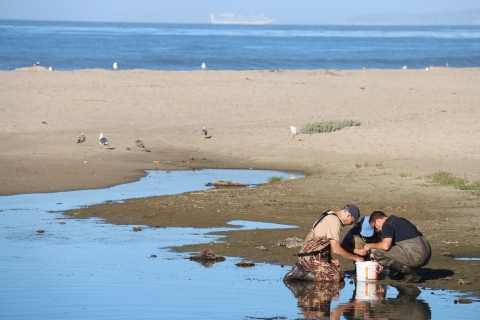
[345,204,360,226]
[359,216,375,237]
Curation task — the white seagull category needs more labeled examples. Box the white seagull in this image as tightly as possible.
[99,133,109,148]
[113,62,118,70]
[77,133,85,144]
[402,65,407,70]
[34,62,40,66]
[202,126,208,137]
[135,138,145,149]
[290,126,297,141]
[48,66,53,71]
[201,62,206,70]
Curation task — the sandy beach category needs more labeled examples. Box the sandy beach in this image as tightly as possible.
[1,66,480,294]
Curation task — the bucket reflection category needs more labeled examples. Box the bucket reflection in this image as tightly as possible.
[336,283,430,319]
[355,281,386,301]
[284,280,432,319]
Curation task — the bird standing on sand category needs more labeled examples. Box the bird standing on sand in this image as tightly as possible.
[290,126,297,141]
[113,62,118,70]
[135,138,145,149]
[202,126,208,137]
[48,66,53,71]
[201,62,206,70]
[402,65,407,70]
[99,133,109,148]
[77,133,85,144]
[34,62,40,66]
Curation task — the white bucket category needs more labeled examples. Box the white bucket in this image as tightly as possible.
[355,261,380,281]
[355,281,382,300]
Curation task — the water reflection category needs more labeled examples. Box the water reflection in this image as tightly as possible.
[338,282,430,319]
[284,280,433,319]
[285,281,345,318]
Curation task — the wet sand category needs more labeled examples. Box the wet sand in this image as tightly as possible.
[1,67,480,294]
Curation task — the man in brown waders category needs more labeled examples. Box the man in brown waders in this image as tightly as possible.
[363,211,431,283]
[283,204,365,282]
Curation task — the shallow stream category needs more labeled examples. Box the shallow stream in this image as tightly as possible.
[0,169,478,319]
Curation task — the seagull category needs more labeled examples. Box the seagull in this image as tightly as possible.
[135,138,145,149]
[77,133,85,144]
[113,62,118,70]
[425,67,429,71]
[48,66,53,71]
[33,62,40,66]
[202,126,208,137]
[99,133,109,148]
[402,65,407,70]
[201,62,206,70]
[290,126,297,141]
[446,62,449,67]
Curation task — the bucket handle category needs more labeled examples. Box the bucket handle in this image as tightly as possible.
[368,266,381,273]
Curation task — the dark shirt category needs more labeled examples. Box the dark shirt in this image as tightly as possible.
[381,215,422,243]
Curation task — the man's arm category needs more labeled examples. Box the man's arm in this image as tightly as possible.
[364,238,392,251]
[341,239,368,256]
[331,239,364,262]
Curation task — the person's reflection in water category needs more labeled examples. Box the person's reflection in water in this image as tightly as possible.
[367,285,431,320]
[329,282,387,319]
[284,281,345,319]
[331,284,431,320]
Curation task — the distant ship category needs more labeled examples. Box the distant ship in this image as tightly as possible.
[210,13,274,25]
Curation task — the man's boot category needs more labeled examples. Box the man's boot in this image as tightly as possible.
[283,263,316,282]
[389,261,422,283]
[388,261,405,281]
[402,266,422,283]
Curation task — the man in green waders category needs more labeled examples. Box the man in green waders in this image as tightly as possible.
[363,211,431,283]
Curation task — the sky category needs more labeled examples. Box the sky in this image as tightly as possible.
[0,0,478,25]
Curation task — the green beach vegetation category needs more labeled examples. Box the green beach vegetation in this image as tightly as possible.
[299,119,361,134]
[267,176,284,183]
[425,171,480,195]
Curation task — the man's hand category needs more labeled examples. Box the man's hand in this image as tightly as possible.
[354,256,365,263]
[331,259,340,267]
[363,244,371,252]
[354,248,368,256]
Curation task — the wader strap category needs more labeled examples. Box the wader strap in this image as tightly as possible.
[294,250,324,257]
[313,211,336,228]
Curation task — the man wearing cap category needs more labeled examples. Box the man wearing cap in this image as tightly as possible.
[284,204,365,282]
[341,216,381,259]
[363,211,431,283]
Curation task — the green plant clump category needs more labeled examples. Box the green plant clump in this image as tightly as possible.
[424,171,480,192]
[267,176,284,183]
[299,120,361,134]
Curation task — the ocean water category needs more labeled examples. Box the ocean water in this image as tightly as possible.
[1,20,480,71]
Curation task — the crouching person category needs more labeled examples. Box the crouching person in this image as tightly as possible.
[283,205,365,282]
[341,215,381,260]
[363,211,431,283]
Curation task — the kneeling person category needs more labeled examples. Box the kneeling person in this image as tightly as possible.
[363,211,431,283]
[341,215,381,259]
[284,204,365,282]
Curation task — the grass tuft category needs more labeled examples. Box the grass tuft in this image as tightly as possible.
[267,176,284,183]
[424,171,480,194]
[299,119,361,134]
